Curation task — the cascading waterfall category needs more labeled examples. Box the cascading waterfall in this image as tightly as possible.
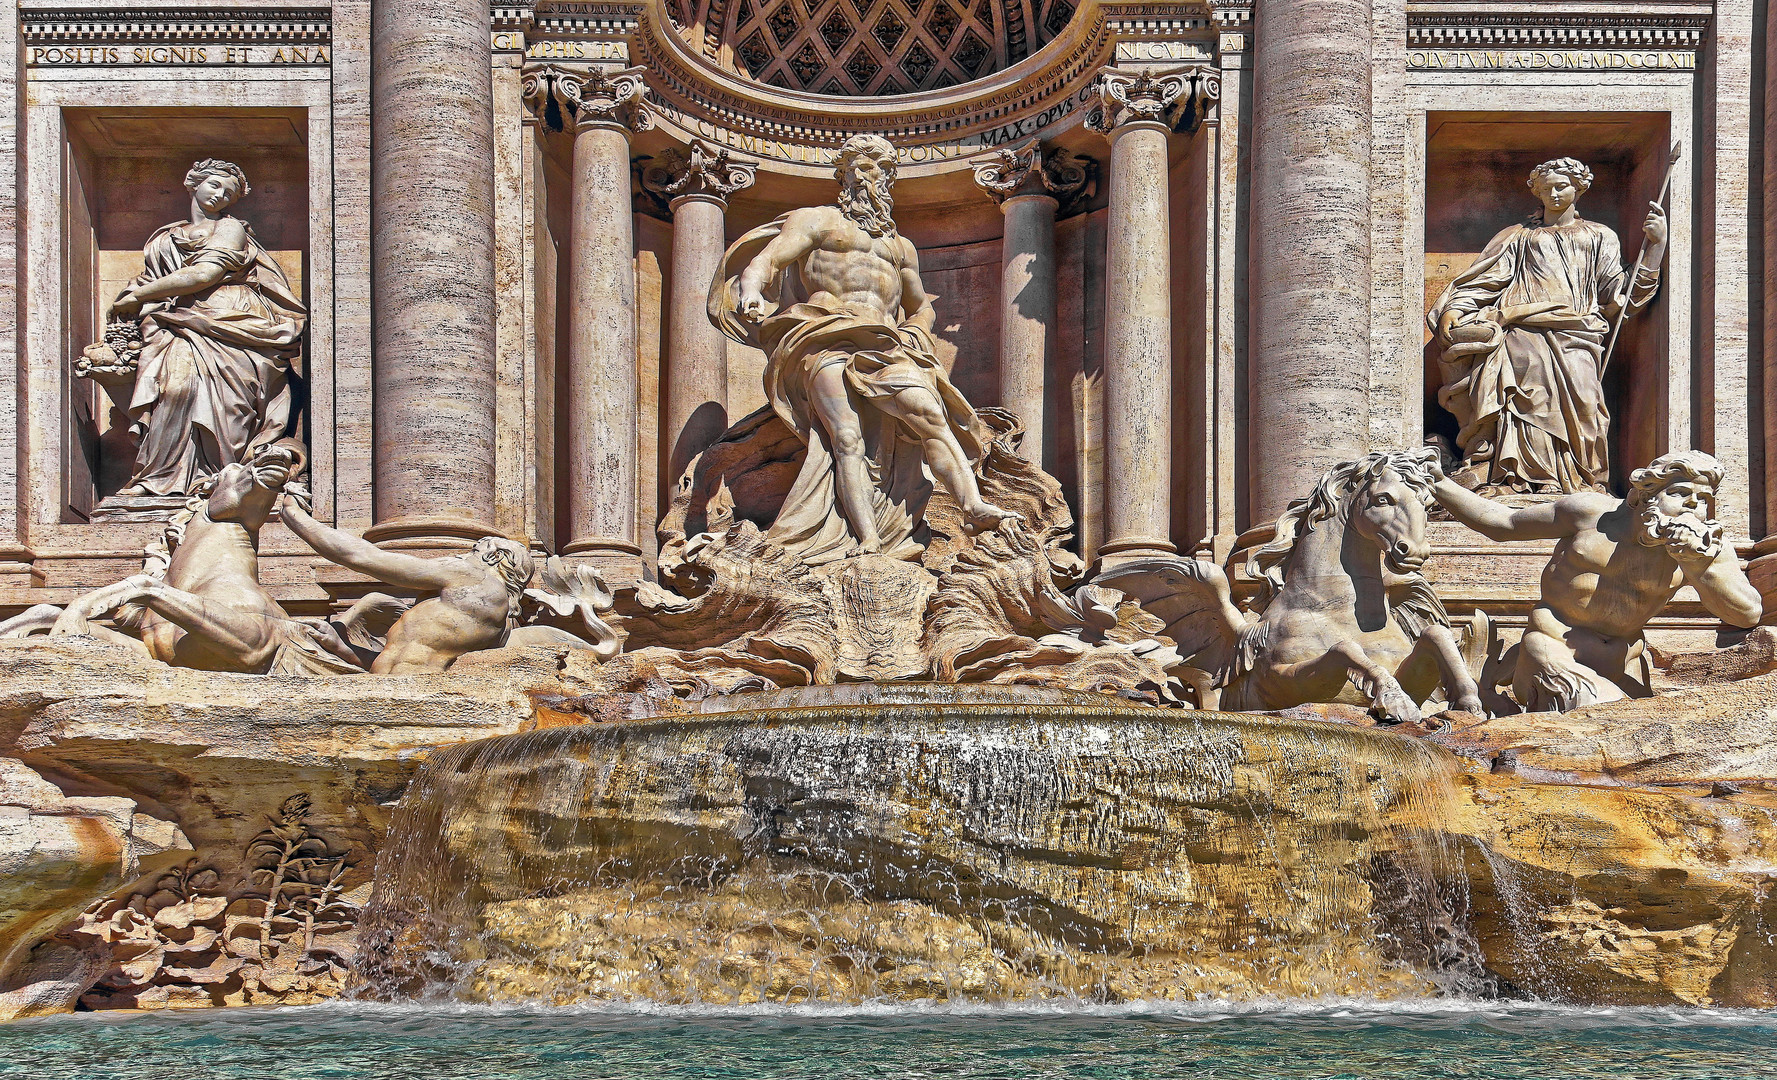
[353,684,1492,1005]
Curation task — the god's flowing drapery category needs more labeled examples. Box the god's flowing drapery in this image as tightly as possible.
[707,134,1013,566]
[710,236,987,565]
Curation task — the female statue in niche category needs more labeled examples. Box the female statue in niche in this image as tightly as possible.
[1428,157,1665,495]
[93,158,307,499]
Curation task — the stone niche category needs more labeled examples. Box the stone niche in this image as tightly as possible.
[59,108,310,520]
[1421,111,1674,493]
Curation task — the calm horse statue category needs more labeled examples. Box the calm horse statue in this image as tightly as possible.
[1095,449,1484,724]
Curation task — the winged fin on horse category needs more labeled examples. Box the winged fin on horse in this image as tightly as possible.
[1090,449,1486,725]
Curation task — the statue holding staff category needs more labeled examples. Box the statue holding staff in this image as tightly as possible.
[1429,157,1666,495]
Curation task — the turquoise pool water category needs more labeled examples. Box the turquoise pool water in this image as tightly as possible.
[4,1000,1775,1080]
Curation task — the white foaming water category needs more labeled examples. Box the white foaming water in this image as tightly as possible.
[351,687,1542,1011]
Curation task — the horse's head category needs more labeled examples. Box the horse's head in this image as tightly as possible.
[1248,448,1441,603]
[1346,451,1438,575]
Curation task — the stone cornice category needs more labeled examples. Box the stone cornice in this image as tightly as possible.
[1406,12,1709,49]
[20,6,329,44]
[631,0,1214,161]
[532,0,645,36]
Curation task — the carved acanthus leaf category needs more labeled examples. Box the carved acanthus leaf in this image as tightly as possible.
[640,138,760,206]
[970,138,1096,211]
[1085,65,1220,136]
[523,63,655,134]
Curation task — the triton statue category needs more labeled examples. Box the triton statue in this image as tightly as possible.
[46,442,361,674]
[1431,450,1761,711]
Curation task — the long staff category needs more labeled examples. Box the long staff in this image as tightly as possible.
[1602,139,1682,372]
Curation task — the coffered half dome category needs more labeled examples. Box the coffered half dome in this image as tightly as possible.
[664,0,1082,95]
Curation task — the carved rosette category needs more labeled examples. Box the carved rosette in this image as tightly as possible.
[1085,66,1221,137]
[970,138,1096,213]
[640,138,759,210]
[522,63,654,135]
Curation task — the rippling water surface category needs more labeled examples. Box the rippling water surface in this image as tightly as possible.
[4,1000,1775,1080]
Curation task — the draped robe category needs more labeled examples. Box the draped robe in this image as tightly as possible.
[124,218,307,496]
[709,213,987,566]
[1428,217,1658,493]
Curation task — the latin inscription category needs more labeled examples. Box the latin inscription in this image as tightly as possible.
[522,40,630,60]
[28,45,330,66]
[1113,41,1213,62]
[652,83,1094,164]
[1407,50,1696,72]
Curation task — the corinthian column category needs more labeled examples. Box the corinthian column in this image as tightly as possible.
[971,139,1093,465]
[1249,0,1372,521]
[525,65,652,579]
[368,0,500,543]
[1087,68,1215,565]
[641,140,757,484]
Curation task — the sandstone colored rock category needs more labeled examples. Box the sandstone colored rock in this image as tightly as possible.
[357,685,1479,1004]
[0,754,189,1019]
[0,636,643,1012]
[1429,670,1777,785]
[1452,772,1777,1006]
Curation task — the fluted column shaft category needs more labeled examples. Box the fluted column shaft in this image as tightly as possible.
[997,192,1059,457]
[1249,0,1372,521]
[972,139,1090,463]
[1086,69,1212,565]
[665,195,728,477]
[566,118,640,568]
[1100,118,1176,562]
[368,0,499,542]
[642,139,756,485]
[526,65,651,578]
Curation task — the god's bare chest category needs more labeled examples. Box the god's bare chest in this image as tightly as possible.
[1560,528,1678,589]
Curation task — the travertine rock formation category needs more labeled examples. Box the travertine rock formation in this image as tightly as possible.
[357,685,1473,1004]
[0,636,641,1014]
[1451,770,1777,1006]
[3,638,1777,1013]
[0,758,189,1019]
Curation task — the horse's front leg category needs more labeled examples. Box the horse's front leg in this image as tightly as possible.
[1412,624,1485,715]
[51,574,158,636]
[132,584,282,670]
[1265,639,1422,725]
[1329,640,1422,725]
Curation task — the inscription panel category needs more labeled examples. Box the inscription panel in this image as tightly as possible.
[28,45,330,67]
[1407,50,1696,73]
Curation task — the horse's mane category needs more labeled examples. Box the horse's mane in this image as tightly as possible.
[1246,448,1440,608]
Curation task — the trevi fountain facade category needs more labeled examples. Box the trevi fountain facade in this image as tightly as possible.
[0,0,1776,1047]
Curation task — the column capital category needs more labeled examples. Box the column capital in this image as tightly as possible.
[522,63,654,135]
[970,138,1096,214]
[640,138,759,211]
[1085,65,1221,137]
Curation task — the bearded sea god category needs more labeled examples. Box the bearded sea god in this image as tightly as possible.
[1428,157,1664,495]
[1430,451,1760,712]
[708,133,1019,566]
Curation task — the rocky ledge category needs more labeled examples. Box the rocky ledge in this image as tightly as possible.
[1,638,1775,1015]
